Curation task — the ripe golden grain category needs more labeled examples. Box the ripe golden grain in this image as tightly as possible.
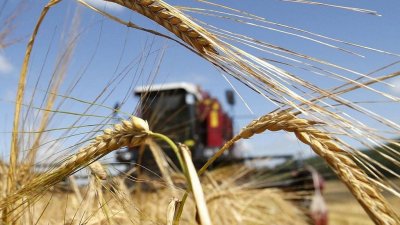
[201,111,400,225]
[0,116,150,212]
[107,0,217,54]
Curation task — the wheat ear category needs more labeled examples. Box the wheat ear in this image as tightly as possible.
[200,111,399,225]
[106,0,216,54]
[88,161,108,180]
[0,116,150,214]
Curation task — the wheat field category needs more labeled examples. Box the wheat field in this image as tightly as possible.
[0,0,400,224]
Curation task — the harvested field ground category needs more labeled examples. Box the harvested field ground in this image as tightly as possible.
[325,180,400,225]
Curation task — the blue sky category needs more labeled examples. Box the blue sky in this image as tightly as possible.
[0,0,400,161]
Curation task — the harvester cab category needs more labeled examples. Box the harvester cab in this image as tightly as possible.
[116,82,234,169]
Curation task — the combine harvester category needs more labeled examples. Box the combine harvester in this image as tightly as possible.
[115,82,328,225]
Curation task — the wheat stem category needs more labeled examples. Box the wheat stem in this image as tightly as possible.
[179,144,212,225]
[4,1,62,223]
[149,132,188,178]
[174,192,188,225]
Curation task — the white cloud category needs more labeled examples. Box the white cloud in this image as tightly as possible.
[0,53,13,75]
[82,0,125,12]
[390,78,400,94]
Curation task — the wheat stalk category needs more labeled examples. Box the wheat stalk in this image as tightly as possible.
[4,1,62,223]
[200,111,399,225]
[179,144,212,225]
[7,0,61,186]
[0,116,150,216]
[240,112,399,225]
